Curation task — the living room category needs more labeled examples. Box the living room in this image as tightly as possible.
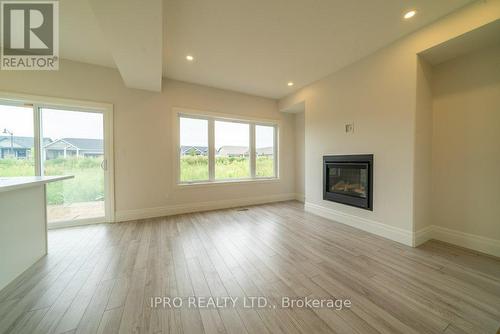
[0,1,499,333]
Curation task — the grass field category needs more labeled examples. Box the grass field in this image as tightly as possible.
[0,158,36,176]
[0,158,103,205]
[1,155,274,203]
[180,155,274,181]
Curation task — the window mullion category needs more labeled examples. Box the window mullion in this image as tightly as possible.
[33,104,43,176]
[274,125,278,178]
[208,118,215,181]
[250,123,256,178]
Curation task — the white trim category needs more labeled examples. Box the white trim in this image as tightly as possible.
[0,90,115,224]
[414,225,500,257]
[104,105,115,223]
[115,193,296,222]
[413,225,434,246]
[295,193,305,202]
[175,177,279,189]
[173,106,281,125]
[175,107,279,185]
[250,124,256,178]
[0,91,113,112]
[305,203,500,256]
[33,106,42,176]
[208,119,215,180]
[432,226,500,257]
[48,217,107,230]
[274,124,279,178]
[304,202,413,246]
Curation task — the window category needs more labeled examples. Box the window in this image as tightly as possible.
[0,104,35,176]
[178,113,278,184]
[0,95,114,227]
[215,120,250,179]
[255,125,275,177]
[179,117,209,182]
[41,108,106,223]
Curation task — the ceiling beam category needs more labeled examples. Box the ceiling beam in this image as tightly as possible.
[89,0,162,92]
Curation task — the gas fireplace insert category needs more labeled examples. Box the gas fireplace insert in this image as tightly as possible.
[323,154,373,210]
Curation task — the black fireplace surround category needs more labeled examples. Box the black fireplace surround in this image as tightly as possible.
[323,154,373,210]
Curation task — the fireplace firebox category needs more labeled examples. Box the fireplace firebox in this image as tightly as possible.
[323,155,373,210]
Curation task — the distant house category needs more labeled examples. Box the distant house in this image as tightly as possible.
[216,146,273,157]
[256,147,273,156]
[44,138,104,160]
[0,136,52,159]
[180,145,208,156]
[217,146,249,157]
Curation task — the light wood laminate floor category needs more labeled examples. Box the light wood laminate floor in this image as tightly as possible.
[1,201,499,334]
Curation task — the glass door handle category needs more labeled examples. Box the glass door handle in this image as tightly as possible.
[101,159,107,171]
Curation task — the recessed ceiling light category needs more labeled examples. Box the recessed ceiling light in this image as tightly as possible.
[403,10,416,19]
[287,82,294,86]
[186,55,194,61]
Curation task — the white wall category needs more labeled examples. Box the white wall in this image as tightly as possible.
[413,57,434,232]
[283,43,417,236]
[294,112,305,201]
[432,44,500,241]
[279,1,500,245]
[0,62,296,220]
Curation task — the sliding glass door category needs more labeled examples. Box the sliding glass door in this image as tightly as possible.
[41,108,106,223]
[0,104,36,176]
[0,97,113,227]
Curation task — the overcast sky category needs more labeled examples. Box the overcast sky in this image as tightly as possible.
[1,106,273,147]
[0,106,103,139]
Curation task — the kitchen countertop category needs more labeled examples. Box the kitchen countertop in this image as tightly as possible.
[0,176,74,193]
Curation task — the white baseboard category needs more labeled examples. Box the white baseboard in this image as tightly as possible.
[115,193,297,222]
[305,202,500,257]
[52,195,500,258]
[413,225,434,247]
[48,217,108,230]
[415,225,500,257]
[304,202,413,246]
[295,193,305,202]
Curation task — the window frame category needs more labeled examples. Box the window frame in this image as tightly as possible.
[0,91,115,224]
[175,108,279,186]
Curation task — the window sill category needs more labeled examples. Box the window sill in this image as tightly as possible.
[176,177,280,189]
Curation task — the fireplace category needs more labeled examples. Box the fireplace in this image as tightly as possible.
[323,155,373,210]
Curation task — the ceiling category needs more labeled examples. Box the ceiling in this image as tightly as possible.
[419,19,500,65]
[60,0,476,97]
[59,0,114,68]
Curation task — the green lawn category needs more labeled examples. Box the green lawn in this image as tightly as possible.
[180,155,274,181]
[255,156,274,177]
[180,156,209,181]
[1,155,274,203]
[0,158,103,205]
[0,158,35,176]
